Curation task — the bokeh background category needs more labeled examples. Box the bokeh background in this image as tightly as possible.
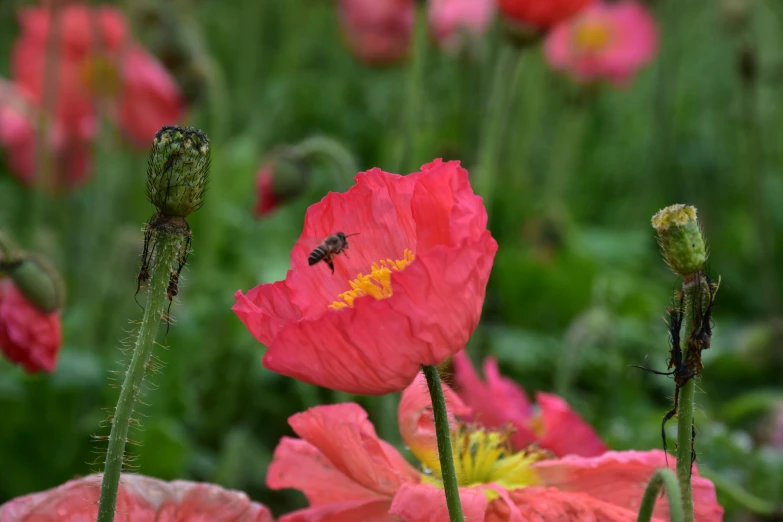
[1,0,782,520]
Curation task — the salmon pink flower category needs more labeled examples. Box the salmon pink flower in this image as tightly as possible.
[12,4,184,149]
[234,159,498,394]
[0,473,273,521]
[0,79,91,189]
[428,0,495,52]
[498,0,594,30]
[0,279,61,374]
[544,1,658,86]
[453,350,607,457]
[268,372,724,521]
[338,0,415,65]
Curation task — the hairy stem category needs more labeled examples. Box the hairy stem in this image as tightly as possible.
[422,365,464,522]
[676,276,708,522]
[97,231,185,522]
[636,468,684,522]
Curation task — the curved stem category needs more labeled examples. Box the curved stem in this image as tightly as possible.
[293,135,359,186]
[699,466,778,516]
[636,468,684,522]
[96,231,186,522]
[422,365,464,522]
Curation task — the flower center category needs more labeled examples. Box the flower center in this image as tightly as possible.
[572,20,613,52]
[420,426,548,494]
[328,249,415,309]
[79,55,120,97]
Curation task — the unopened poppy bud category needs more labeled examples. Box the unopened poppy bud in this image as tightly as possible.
[146,125,211,218]
[651,204,707,278]
[5,255,65,313]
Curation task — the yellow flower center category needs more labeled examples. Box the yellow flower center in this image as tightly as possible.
[328,249,415,309]
[573,20,613,52]
[419,426,549,498]
[79,55,120,97]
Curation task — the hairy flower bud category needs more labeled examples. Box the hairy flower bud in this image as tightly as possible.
[146,125,211,218]
[652,204,707,278]
[4,255,65,313]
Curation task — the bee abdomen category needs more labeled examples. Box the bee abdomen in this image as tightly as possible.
[308,246,326,265]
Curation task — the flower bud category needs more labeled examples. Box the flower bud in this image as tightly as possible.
[5,255,65,313]
[651,204,707,278]
[146,125,210,218]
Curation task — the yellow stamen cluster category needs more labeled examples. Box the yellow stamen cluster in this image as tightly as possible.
[420,425,548,496]
[573,20,613,52]
[329,249,415,310]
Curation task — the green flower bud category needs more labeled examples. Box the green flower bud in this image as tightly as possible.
[6,255,65,313]
[146,126,211,218]
[652,204,707,278]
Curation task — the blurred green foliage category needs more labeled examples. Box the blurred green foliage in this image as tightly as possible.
[1,0,783,520]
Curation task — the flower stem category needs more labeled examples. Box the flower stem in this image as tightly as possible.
[636,468,683,522]
[422,364,464,522]
[293,135,359,187]
[96,231,185,522]
[675,276,708,522]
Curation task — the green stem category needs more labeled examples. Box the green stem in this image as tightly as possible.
[96,231,185,522]
[636,468,684,522]
[422,365,464,522]
[675,276,708,522]
[395,6,427,173]
[474,45,525,218]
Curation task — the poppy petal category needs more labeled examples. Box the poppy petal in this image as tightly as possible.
[389,482,489,522]
[536,392,607,457]
[278,500,395,522]
[233,280,301,347]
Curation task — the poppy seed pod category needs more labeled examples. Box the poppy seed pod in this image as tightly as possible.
[652,204,707,278]
[146,125,211,218]
[4,255,65,313]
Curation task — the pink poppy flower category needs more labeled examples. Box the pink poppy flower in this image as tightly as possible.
[0,79,91,189]
[0,279,61,374]
[338,0,415,65]
[544,1,658,86]
[12,4,184,149]
[234,159,498,395]
[452,350,607,457]
[428,0,495,51]
[268,372,724,521]
[0,473,274,521]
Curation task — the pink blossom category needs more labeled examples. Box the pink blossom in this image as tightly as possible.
[428,0,495,51]
[453,350,607,457]
[544,1,658,86]
[338,0,415,65]
[0,473,274,521]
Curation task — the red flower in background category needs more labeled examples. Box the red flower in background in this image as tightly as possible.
[234,159,498,394]
[268,372,724,521]
[453,350,607,457]
[254,163,279,217]
[338,0,415,65]
[11,5,184,150]
[0,80,91,189]
[498,0,594,29]
[0,279,61,374]
[0,473,274,521]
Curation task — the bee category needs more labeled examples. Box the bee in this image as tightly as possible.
[308,232,358,274]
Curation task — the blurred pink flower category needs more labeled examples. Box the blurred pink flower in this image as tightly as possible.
[452,350,607,457]
[269,372,723,521]
[0,473,274,521]
[0,79,91,189]
[428,0,495,51]
[499,0,594,30]
[12,4,184,149]
[254,163,279,217]
[544,1,658,86]
[0,279,61,374]
[338,0,415,65]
